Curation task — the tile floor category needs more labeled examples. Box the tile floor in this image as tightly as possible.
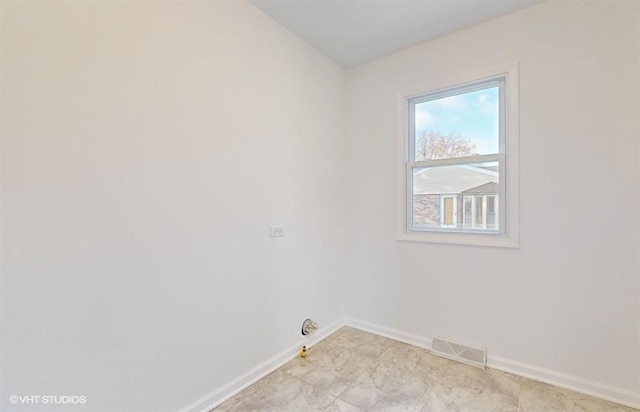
[213,327,637,412]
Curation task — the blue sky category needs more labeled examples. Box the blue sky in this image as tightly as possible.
[414,87,499,154]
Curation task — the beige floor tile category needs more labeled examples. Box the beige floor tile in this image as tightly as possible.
[322,398,365,412]
[420,381,518,412]
[418,361,520,412]
[321,326,393,359]
[364,396,425,411]
[376,340,450,373]
[280,342,376,397]
[518,380,636,412]
[212,370,336,412]
[339,355,432,410]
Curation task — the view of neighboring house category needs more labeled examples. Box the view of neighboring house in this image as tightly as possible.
[413,164,499,230]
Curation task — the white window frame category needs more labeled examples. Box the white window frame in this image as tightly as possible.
[396,63,519,248]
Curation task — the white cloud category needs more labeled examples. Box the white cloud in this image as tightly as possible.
[415,109,434,130]
[429,95,469,110]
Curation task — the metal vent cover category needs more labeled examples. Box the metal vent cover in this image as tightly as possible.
[431,337,487,369]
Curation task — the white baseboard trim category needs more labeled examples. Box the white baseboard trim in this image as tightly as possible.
[179,318,346,412]
[344,318,432,350]
[345,319,640,410]
[488,355,640,410]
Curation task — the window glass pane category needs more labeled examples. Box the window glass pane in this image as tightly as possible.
[464,196,472,227]
[486,196,495,212]
[414,86,499,160]
[486,196,497,227]
[475,196,484,225]
[413,162,499,231]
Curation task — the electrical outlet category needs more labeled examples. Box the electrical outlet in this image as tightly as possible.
[270,225,285,238]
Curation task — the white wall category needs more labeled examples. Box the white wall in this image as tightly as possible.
[346,0,639,397]
[1,1,347,411]
[3,0,639,410]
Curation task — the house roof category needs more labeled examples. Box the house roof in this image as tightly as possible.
[413,165,498,195]
[462,182,499,195]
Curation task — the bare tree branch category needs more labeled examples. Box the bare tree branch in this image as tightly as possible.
[415,130,477,160]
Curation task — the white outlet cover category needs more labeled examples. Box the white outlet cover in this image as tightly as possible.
[270,225,285,237]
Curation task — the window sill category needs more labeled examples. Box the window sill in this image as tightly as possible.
[397,230,519,248]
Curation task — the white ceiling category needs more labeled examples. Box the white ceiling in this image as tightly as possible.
[249,0,544,68]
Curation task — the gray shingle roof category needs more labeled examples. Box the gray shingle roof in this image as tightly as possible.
[413,165,498,195]
[462,182,499,195]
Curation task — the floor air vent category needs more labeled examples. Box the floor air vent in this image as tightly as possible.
[431,337,487,369]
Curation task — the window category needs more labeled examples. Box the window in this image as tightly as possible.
[397,65,519,247]
[463,195,497,230]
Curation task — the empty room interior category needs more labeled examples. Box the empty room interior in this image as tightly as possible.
[2,0,639,411]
